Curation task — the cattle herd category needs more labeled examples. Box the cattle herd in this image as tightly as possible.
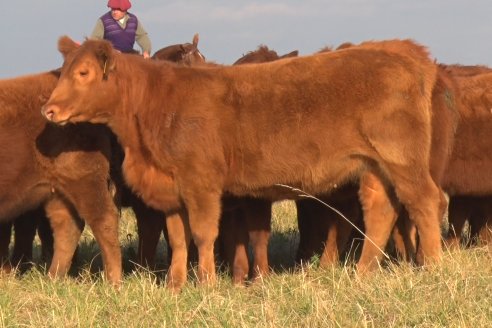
[0,34,491,292]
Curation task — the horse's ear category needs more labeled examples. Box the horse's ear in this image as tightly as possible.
[58,35,80,59]
[192,33,199,47]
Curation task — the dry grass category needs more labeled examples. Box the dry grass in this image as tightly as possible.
[1,201,491,327]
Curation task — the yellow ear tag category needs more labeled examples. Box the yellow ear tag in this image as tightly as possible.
[103,59,108,80]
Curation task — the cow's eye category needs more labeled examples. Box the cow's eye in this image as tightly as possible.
[79,70,89,77]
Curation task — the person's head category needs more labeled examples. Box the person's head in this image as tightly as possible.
[107,0,131,19]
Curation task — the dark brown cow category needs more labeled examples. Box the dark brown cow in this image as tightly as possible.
[42,36,442,290]
[295,184,362,266]
[0,207,53,272]
[0,70,120,284]
[446,195,492,248]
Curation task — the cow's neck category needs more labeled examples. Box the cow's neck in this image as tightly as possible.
[106,62,182,212]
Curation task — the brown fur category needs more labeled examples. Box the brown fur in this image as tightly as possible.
[233,45,298,65]
[151,33,206,65]
[43,36,442,290]
[0,71,120,284]
[441,70,492,194]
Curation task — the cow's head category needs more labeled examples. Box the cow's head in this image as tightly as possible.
[42,36,119,125]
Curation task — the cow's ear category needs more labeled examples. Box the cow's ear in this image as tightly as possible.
[96,41,117,79]
[58,36,80,59]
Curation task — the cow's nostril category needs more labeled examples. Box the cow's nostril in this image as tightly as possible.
[41,105,55,121]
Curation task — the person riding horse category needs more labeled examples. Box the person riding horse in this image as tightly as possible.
[90,0,152,58]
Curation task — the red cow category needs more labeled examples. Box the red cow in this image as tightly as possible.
[42,36,441,291]
[342,63,492,262]
[296,43,460,269]
[440,66,492,248]
[139,44,297,282]
[0,70,120,284]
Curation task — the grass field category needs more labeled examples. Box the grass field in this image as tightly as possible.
[0,201,491,327]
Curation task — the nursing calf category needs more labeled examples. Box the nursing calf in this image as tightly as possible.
[43,36,441,290]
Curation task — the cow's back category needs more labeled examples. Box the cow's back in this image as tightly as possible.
[193,44,438,195]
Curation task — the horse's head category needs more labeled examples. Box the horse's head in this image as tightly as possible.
[233,45,298,65]
[152,33,206,66]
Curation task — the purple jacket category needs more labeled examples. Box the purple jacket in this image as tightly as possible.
[101,11,138,53]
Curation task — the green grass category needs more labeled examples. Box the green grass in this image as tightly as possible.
[1,201,491,327]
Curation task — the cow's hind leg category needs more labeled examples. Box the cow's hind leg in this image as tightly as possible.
[227,208,250,285]
[71,178,122,285]
[391,210,418,263]
[45,198,83,279]
[81,206,121,285]
[319,191,360,268]
[11,209,40,272]
[165,209,191,291]
[389,169,442,265]
[245,198,272,281]
[296,198,330,264]
[445,197,469,249]
[477,201,492,245]
[469,199,492,246]
[133,201,165,269]
[357,171,399,273]
[37,214,54,264]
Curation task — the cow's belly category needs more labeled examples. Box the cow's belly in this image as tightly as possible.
[0,183,51,221]
[225,155,365,200]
